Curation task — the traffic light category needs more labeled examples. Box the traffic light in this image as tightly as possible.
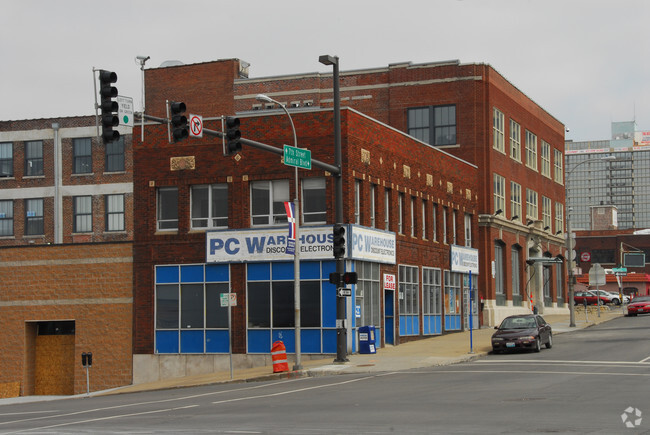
[225,116,241,155]
[333,224,345,258]
[342,272,358,285]
[170,101,188,141]
[98,70,119,144]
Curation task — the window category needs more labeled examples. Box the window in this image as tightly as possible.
[464,213,472,247]
[554,149,564,184]
[157,187,178,230]
[541,141,551,178]
[399,264,419,336]
[251,180,289,226]
[106,136,125,172]
[510,182,522,221]
[73,138,92,174]
[73,196,92,233]
[106,194,124,231]
[432,203,438,241]
[542,196,552,230]
[493,173,506,214]
[303,178,326,224]
[444,271,461,315]
[398,193,404,234]
[511,246,521,298]
[443,206,448,244]
[356,261,380,328]
[384,189,390,231]
[410,196,416,237]
[525,130,538,171]
[25,198,44,235]
[493,108,505,153]
[452,209,457,245]
[191,184,228,229]
[422,199,428,239]
[0,143,13,177]
[407,105,457,146]
[495,244,505,304]
[423,267,442,331]
[526,189,538,221]
[0,200,13,236]
[25,141,43,176]
[354,180,361,225]
[510,120,521,162]
[555,202,564,234]
[370,184,377,228]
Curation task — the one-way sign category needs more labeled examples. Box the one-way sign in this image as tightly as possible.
[337,288,352,297]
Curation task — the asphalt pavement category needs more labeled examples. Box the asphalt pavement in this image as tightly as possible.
[0,305,624,405]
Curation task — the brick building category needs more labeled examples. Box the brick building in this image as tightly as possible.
[132,73,478,381]
[230,59,568,325]
[0,117,134,396]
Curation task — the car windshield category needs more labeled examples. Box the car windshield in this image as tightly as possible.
[500,317,536,329]
[633,296,650,302]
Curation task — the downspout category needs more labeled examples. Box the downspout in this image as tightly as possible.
[52,122,62,244]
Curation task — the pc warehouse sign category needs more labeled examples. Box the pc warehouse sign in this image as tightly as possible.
[450,245,479,274]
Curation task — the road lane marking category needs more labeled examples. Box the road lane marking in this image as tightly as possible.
[407,369,650,377]
[640,356,650,363]
[2,405,198,434]
[212,376,376,405]
[477,359,650,366]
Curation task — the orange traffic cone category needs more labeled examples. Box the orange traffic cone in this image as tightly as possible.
[271,341,289,373]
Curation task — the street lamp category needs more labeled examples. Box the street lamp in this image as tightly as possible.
[319,54,348,363]
[565,154,615,327]
[256,93,302,370]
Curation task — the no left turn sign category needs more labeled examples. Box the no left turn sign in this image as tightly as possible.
[189,114,203,138]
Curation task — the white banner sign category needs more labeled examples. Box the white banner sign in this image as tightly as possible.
[207,227,333,263]
[349,225,396,264]
[450,244,479,274]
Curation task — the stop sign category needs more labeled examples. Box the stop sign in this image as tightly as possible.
[580,252,591,262]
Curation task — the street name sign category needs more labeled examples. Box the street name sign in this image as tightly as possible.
[283,145,311,170]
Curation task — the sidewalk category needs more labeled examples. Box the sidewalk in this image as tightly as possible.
[1,307,624,404]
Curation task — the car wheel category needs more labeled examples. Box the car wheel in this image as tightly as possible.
[545,334,552,349]
[534,338,541,352]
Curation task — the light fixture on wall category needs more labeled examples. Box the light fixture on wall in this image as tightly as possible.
[494,209,503,216]
[527,220,534,226]
[555,230,562,235]
[511,215,519,221]
[544,226,550,231]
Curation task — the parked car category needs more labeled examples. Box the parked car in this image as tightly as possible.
[626,296,650,316]
[604,291,630,305]
[574,290,613,306]
[491,314,552,353]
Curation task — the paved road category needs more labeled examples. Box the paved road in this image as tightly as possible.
[2,314,649,434]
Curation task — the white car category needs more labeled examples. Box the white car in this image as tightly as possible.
[605,291,630,305]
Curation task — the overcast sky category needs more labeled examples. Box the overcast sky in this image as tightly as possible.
[1,0,648,142]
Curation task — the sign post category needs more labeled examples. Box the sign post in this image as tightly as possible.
[588,263,606,317]
[221,292,237,379]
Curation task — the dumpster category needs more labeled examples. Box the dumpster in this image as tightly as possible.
[358,325,376,354]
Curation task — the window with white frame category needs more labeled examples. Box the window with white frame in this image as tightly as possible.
[510,119,521,162]
[444,270,461,314]
[0,143,13,177]
[510,181,522,221]
[251,180,289,226]
[157,187,178,230]
[354,180,361,225]
[526,189,538,221]
[73,138,92,174]
[542,196,552,230]
[512,246,521,297]
[73,196,92,233]
[464,213,472,247]
[554,149,564,184]
[433,203,438,241]
[495,244,505,298]
[25,141,43,177]
[191,184,228,229]
[398,192,404,234]
[356,261,380,327]
[423,267,442,317]
[302,177,326,224]
[25,198,44,235]
[443,206,448,244]
[493,108,505,153]
[555,202,564,234]
[422,199,428,239]
[370,184,376,228]
[452,209,457,245]
[541,141,551,178]
[525,130,538,171]
[106,194,125,231]
[384,189,390,231]
[399,264,419,316]
[493,173,506,214]
[410,196,416,237]
[0,200,13,236]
